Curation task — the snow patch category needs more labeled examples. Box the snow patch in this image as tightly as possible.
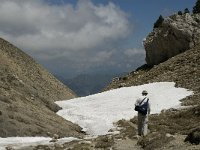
[0,137,78,150]
[56,82,193,136]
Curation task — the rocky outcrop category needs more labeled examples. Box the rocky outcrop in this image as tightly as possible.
[0,38,83,138]
[144,13,200,66]
[105,40,200,150]
[105,43,200,98]
[185,128,200,145]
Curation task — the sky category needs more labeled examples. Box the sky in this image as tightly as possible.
[0,0,196,78]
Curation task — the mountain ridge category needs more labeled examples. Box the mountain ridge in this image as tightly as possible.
[59,73,127,97]
[103,29,200,149]
[0,38,83,138]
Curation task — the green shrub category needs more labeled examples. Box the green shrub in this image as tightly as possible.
[184,8,190,14]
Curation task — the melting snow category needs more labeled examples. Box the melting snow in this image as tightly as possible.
[0,82,193,149]
[56,82,193,136]
[0,137,78,150]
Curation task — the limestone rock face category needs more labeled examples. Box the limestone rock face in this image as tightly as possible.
[144,13,200,66]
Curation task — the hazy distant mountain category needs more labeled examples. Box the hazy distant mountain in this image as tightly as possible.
[57,73,126,97]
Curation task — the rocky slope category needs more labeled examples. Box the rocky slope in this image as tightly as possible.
[144,13,200,66]
[105,44,200,98]
[101,11,200,150]
[4,15,200,150]
[0,38,83,138]
[104,39,200,149]
[24,11,200,150]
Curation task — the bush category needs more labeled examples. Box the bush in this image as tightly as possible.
[122,76,128,80]
[178,11,183,15]
[185,128,200,145]
[193,0,200,14]
[184,8,190,14]
[137,133,174,150]
[153,15,164,28]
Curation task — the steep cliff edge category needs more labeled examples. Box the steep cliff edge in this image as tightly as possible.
[144,13,200,66]
[0,38,83,137]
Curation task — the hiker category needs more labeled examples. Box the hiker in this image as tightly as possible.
[135,90,150,136]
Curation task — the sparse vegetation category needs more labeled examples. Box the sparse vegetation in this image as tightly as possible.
[105,42,200,149]
[94,135,114,149]
[1,1,200,149]
[148,106,200,135]
[0,38,82,138]
[193,0,200,14]
[117,119,137,139]
[122,76,128,80]
[185,127,200,145]
[178,11,183,15]
[137,132,174,150]
[184,8,190,14]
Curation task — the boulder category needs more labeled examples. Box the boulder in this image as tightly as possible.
[185,128,200,145]
[143,13,200,66]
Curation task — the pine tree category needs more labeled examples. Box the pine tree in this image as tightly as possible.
[153,15,164,28]
[193,0,200,14]
[178,11,183,15]
[184,8,190,14]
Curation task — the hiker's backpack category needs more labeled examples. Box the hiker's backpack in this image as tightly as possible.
[134,98,149,115]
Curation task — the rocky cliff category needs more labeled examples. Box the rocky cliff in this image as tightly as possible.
[0,38,83,137]
[144,13,200,66]
[104,17,200,148]
[105,40,200,150]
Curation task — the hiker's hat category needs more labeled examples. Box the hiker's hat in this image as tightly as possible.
[142,90,148,94]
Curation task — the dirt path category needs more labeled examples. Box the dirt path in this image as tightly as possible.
[113,138,142,150]
[4,119,200,150]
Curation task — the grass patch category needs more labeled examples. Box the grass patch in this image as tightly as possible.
[149,105,200,135]
[94,135,114,149]
[137,132,174,150]
[117,119,137,139]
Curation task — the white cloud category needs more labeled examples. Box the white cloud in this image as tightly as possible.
[0,0,143,76]
[124,48,145,57]
[0,0,130,52]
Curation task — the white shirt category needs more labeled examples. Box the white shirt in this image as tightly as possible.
[135,95,151,114]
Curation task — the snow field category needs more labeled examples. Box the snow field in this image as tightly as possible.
[56,82,193,136]
[0,137,78,150]
[0,82,193,149]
